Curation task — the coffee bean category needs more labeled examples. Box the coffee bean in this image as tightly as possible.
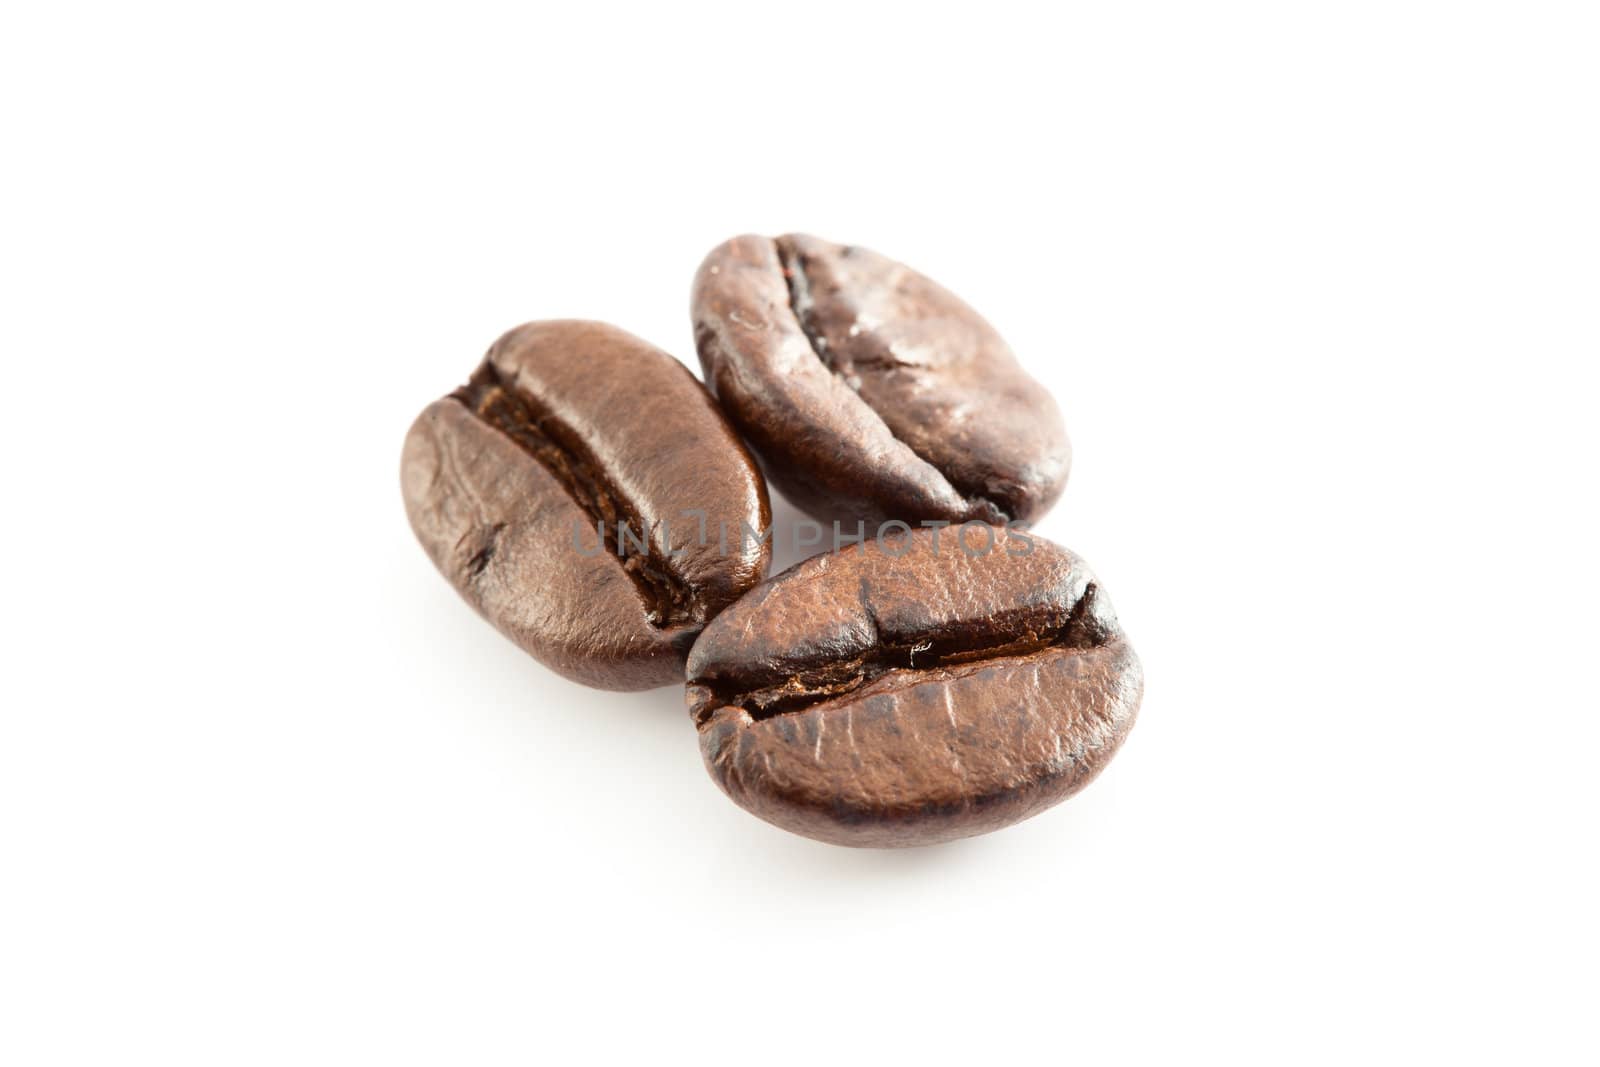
[401,320,771,690]
[686,526,1140,847]
[692,234,1071,527]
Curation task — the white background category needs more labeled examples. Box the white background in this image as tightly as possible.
[3,2,1596,1063]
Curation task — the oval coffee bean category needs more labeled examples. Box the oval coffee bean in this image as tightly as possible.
[686,526,1141,847]
[401,320,771,690]
[692,233,1071,527]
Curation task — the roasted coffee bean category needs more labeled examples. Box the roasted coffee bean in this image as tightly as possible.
[692,234,1071,528]
[686,526,1140,847]
[401,320,771,690]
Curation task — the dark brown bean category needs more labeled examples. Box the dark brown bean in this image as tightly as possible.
[686,526,1141,847]
[692,233,1071,527]
[401,320,771,690]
